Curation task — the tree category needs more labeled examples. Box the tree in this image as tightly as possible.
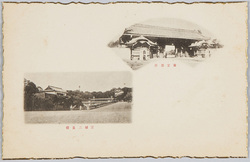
[209,39,224,48]
[123,92,132,102]
[115,87,132,101]
[107,40,119,48]
[24,81,39,111]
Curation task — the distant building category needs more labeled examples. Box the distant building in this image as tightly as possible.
[44,85,67,97]
[37,86,43,92]
[34,85,67,99]
[114,89,124,97]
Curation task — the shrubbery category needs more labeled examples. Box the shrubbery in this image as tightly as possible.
[24,80,133,111]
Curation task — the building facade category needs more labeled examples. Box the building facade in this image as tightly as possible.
[119,23,210,60]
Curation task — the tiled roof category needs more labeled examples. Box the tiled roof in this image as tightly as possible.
[126,36,157,46]
[123,24,209,41]
[45,86,67,93]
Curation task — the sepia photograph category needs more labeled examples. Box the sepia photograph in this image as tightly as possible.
[109,18,223,70]
[24,72,132,123]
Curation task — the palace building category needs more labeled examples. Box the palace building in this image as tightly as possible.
[119,23,210,60]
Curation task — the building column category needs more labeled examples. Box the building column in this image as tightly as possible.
[130,47,132,60]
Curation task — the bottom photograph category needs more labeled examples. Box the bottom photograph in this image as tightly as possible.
[24,71,132,124]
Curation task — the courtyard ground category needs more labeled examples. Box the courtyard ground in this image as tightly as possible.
[124,56,207,70]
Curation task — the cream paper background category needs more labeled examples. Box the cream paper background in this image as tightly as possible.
[2,2,248,158]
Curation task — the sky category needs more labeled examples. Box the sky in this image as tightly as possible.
[24,71,132,92]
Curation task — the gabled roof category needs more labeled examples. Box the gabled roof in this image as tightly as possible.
[126,36,157,47]
[44,86,67,93]
[123,24,209,41]
[189,40,208,47]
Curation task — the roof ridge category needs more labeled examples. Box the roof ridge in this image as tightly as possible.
[49,85,61,88]
[132,23,199,33]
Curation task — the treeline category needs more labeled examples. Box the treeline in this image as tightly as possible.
[24,81,132,111]
[67,87,132,101]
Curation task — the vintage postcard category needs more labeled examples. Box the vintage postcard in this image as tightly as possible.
[2,2,248,159]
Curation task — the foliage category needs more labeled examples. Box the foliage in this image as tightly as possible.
[210,39,224,48]
[24,81,39,111]
[107,40,120,48]
[123,92,132,102]
[24,79,132,111]
[33,96,54,111]
[115,87,132,102]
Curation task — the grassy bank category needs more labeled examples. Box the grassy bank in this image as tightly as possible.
[25,102,132,124]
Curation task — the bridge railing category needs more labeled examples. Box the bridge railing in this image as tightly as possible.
[82,98,115,110]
